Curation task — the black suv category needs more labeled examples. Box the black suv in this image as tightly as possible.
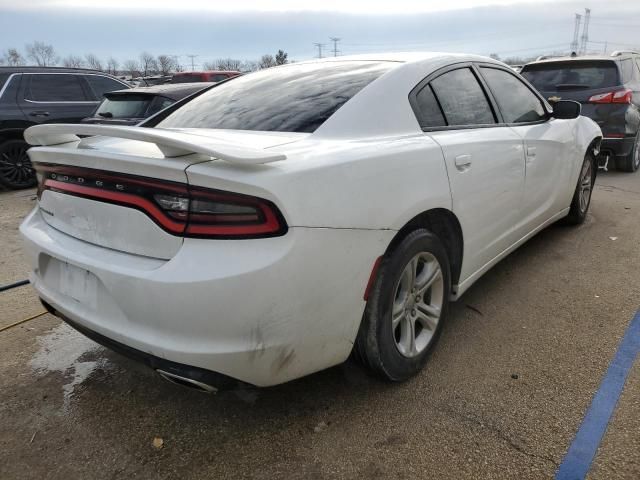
[521,51,640,172]
[0,67,129,189]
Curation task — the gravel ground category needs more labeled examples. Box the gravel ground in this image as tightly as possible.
[0,170,638,480]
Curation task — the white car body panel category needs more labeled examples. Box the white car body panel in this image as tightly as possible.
[20,52,602,386]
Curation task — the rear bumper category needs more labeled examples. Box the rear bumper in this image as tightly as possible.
[600,136,636,158]
[41,299,242,391]
[20,207,393,387]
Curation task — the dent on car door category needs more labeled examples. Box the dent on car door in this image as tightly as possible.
[478,66,574,229]
[412,66,526,282]
[18,74,98,124]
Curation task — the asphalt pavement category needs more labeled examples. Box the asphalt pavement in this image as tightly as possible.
[0,170,638,480]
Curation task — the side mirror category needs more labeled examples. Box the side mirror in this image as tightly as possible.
[552,100,581,119]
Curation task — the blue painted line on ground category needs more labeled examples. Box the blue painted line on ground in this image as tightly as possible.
[555,310,640,480]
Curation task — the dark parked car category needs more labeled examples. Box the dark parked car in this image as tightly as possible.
[170,71,241,83]
[521,51,640,172]
[0,67,129,189]
[82,83,213,126]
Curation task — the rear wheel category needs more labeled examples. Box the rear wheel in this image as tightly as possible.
[354,229,450,381]
[616,132,640,173]
[565,152,596,225]
[0,140,36,189]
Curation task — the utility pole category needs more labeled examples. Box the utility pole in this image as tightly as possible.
[186,54,198,71]
[313,43,326,59]
[579,8,591,55]
[570,13,582,53]
[329,37,341,57]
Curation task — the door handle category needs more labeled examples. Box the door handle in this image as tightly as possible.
[454,154,472,171]
[29,111,50,117]
[526,146,537,157]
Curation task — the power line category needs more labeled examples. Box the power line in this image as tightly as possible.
[570,13,582,53]
[186,54,198,71]
[329,37,341,57]
[313,43,326,58]
[579,8,591,55]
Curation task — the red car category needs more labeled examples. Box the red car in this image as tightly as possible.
[170,71,241,84]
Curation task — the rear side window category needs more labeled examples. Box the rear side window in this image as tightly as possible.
[619,59,633,83]
[413,85,446,127]
[430,68,495,126]
[26,74,87,102]
[480,68,546,123]
[159,61,395,133]
[0,73,10,93]
[521,61,620,91]
[85,75,126,99]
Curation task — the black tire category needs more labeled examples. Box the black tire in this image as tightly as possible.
[616,132,640,173]
[354,229,451,381]
[565,152,596,225]
[0,139,36,190]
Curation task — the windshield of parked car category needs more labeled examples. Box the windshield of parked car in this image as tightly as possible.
[157,61,395,133]
[521,61,620,91]
[95,94,155,118]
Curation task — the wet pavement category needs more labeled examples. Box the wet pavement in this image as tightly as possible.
[1,170,639,479]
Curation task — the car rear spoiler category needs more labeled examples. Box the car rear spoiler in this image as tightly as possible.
[23,124,286,165]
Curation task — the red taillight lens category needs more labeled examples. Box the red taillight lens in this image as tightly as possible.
[35,164,287,239]
[588,89,632,104]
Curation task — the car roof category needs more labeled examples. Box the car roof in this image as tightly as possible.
[525,52,638,67]
[105,82,214,100]
[0,66,121,76]
[294,52,501,65]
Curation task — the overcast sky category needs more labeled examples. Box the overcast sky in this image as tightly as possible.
[0,0,638,67]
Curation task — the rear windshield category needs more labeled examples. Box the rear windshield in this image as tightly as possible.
[158,61,395,133]
[96,94,153,118]
[521,61,620,92]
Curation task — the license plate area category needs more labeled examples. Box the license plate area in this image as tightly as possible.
[41,255,98,309]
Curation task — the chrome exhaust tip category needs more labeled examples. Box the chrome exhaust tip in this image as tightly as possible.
[156,369,218,394]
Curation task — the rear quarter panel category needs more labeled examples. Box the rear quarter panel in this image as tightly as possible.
[185,134,453,231]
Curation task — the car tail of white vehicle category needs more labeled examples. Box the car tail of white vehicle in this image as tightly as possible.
[25,124,289,259]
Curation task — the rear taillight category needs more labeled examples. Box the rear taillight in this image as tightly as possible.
[34,164,287,239]
[588,88,632,104]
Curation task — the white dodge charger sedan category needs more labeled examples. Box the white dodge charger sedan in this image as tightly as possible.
[20,53,601,391]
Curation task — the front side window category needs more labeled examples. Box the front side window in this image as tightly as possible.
[85,75,127,99]
[480,67,546,123]
[26,74,87,102]
[158,61,395,133]
[430,68,495,126]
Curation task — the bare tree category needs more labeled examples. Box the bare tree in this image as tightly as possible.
[106,57,119,75]
[275,49,288,65]
[157,55,175,75]
[208,58,243,71]
[242,60,260,72]
[62,55,84,68]
[259,54,276,69]
[25,41,58,67]
[139,51,158,76]
[3,48,25,66]
[84,53,103,71]
[123,59,141,78]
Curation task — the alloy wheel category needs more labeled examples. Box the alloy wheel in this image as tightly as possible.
[391,252,444,358]
[579,158,593,214]
[0,143,34,188]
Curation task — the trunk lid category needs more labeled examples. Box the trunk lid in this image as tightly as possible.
[25,124,304,259]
